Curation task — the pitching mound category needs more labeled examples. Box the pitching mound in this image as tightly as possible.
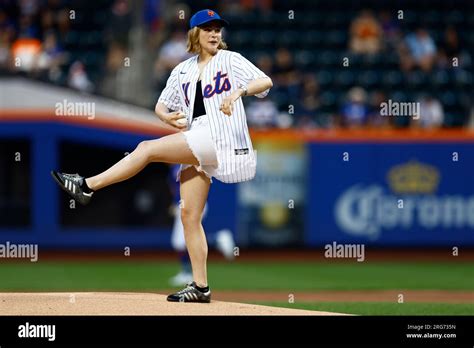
[0,292,347,315]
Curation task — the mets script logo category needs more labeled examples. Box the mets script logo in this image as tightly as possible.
[203,71,231,98]
[181,71,231,106]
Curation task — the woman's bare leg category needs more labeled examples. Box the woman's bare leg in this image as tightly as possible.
[179,166,211,288]
[86,133,198,191]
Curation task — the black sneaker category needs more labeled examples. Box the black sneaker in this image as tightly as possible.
[50,171,93,206]
[167,281,211,303]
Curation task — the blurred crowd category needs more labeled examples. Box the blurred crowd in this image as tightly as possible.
[0,0,93,91]
[1,0,472,130]
[151,5,472,130]
[342,11,470,129]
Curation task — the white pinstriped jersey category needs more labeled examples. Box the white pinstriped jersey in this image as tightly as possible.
[158,49,270,183]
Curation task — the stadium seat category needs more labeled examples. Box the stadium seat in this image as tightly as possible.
[335,70,356,87]
[382,70,403,88]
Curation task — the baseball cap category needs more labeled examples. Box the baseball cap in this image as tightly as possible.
[189,9,229,29]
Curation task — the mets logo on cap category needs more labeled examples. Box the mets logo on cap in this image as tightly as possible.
[189,9,229,29]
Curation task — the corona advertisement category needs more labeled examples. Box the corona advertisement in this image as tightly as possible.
[308,144,474,246]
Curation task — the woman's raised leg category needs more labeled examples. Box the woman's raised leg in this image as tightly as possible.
[86,132,198,191]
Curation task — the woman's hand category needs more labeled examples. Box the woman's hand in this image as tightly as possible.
[220,90,243,116]
[163,111,188,130]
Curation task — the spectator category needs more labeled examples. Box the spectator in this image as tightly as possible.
[255,54,273,76]
[105,42,128,73]
[240,0,273,13]
[349,10,382,55]
[40,9,55,35]
[18,0,39,17]
[413,95,444,129]
[11,37,42,72]
[217,0,247,14]
[0,32,11,71]
[106,0,132,46]
[56,9,71,43]
[44,0,63,11]
[272,47,300,104]
[0,9,16,41]
[379,10,400,49]
[99,42,127,98]
[68,61,94,93]
[339,87,370,128]
[469,106,474,129]
[143,0,162,33]
[18,14,39,39]
[0,9,15,71]
[368,90,391,128]
[399,28,437,72]
[154,30,192,83]
[35,31,65,82]
[438,26,470,69]
[246,98,279,129]
[296,74,321,128]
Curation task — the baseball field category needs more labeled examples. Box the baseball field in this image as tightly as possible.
[0,250,472,315]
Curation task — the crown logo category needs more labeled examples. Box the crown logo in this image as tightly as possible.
[387,160,440,194]
[208,10,215,16]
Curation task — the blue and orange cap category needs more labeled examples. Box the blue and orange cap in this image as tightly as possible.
[189,9,229,29]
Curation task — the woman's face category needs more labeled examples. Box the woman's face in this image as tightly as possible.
[199,23,223,54]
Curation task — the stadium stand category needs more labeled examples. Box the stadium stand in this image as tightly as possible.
[1,0,472,128]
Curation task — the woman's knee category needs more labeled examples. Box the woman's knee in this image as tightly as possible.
[135,140,155,161]
[181,205,202,227]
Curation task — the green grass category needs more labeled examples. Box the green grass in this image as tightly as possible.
[255,302,474,315]
[0,261,472,291]
[1,261,472,315]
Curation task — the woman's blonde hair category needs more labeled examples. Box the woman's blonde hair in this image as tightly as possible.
[186,27,227,54]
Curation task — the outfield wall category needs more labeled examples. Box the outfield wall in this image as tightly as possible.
[1,113,474,248]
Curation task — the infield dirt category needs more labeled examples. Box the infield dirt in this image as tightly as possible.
[0,292,348,315]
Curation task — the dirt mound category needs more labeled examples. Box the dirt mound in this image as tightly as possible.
[0,292,347,316]
[212,290,474,303]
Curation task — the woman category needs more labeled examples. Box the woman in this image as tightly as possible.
[51,9,273,303]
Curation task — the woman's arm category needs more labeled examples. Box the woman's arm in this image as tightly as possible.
[155,102,170,122]
[220,77,273,116]
[241,76,273,98]
[155,102,187,130]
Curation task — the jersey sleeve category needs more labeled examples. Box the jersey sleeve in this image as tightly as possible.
[157,66,181,111]
[232,53,270,98]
